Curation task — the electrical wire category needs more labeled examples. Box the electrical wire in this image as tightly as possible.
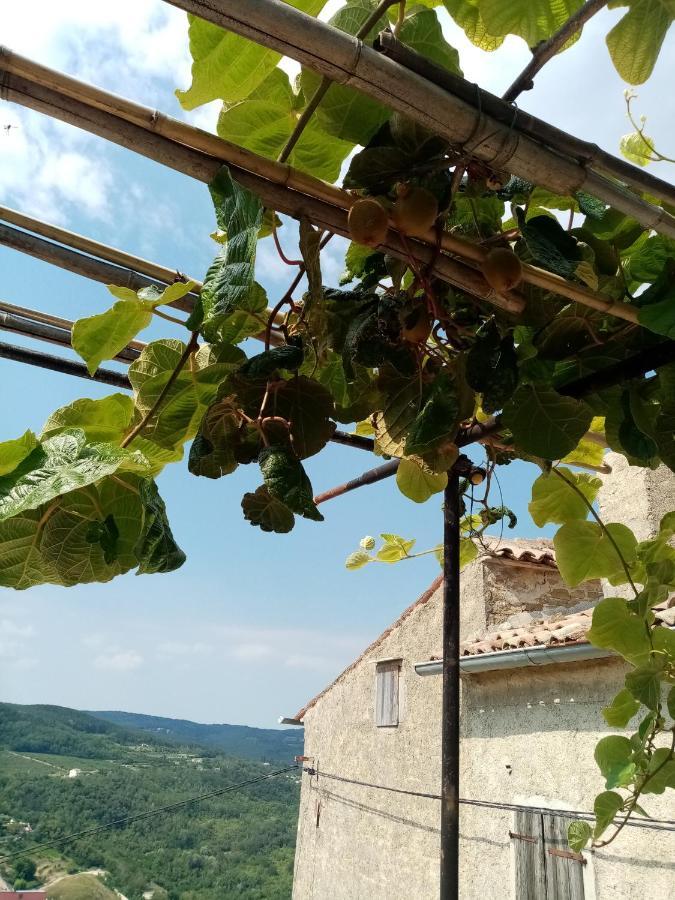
[0,764,298,862]
[302,768,675,834]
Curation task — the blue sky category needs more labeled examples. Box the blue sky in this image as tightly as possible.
[1,2,674,728]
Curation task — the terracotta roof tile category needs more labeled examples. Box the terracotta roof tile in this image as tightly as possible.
[457,599,674,658]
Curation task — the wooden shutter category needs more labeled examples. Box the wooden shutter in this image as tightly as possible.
[375,660,400,727]
[543,814,585,900]
[513,810,547,900]
[512,811,585,900]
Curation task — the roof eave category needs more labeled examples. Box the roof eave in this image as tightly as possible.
[415,641,614,676]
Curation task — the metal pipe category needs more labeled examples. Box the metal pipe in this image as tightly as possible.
[0,310,140,363]
[0,340,131,389]
[440,471,460,900]
[415,642,613,677]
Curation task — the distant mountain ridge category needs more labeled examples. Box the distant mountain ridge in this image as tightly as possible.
[89,709,303,762]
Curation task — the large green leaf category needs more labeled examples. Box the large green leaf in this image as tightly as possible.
[502,385,594,460]
[303,2,461,145]
[567,820,592,853]
[594,735,634,788]
[175,0,326,110]
[396,458,448,503]
[442,0,504,50]
[0,475,155,590]
[134,479,186,575]
[642,747,675,793]
[188,396,241,479]
[128,341,241,451]
[72,282,195,376]
[620,131,654,166]
[198,168,264,342]
[241,485,296,534]
[593,791,624,838]
[258,445,323,521]
[602,688,641,727]
[217,69,352,184]
[529,468,601,527]
[554,522,638,586]
[606,0,674,85]
[41,395,134,444]
[0,431,38,477]
[586,597,652,665]
[0,430,148,523]
[477,0,584,47]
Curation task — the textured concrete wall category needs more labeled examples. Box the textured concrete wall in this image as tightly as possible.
[598,452,675,542]
[292,562,675,900]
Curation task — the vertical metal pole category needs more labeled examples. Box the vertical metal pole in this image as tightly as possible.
[440,472,460,899]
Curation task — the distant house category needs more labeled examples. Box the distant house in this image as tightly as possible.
[291,456,675,899]
[67,768,81,779]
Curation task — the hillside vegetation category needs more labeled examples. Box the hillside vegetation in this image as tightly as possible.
[0,704,300,899]
[89,710,303,763]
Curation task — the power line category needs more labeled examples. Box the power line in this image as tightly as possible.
[0,764,298,863]
[302,768,675,834]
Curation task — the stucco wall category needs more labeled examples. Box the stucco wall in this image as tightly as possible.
[292,567,674,900]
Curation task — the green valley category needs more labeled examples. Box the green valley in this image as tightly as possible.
[0,703,301,899]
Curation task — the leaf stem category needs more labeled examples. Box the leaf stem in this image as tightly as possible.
[152,308,189,327]
[552,466,638,596]
[121,332,199,449]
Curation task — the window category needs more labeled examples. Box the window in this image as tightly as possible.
[375,659,401,727]
[512,810,585,899]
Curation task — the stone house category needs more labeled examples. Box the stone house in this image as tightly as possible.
[290,457,675,899]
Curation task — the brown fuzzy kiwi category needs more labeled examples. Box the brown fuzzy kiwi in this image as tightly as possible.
[401,304,432,344]
[392,186,439,236]
[481,247,523,292]
[347,198,389,247]
[470,470,485,486]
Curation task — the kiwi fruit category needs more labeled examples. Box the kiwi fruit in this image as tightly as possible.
[485,170,509,192]
[347,198,389,247]
[392,185,439,236]
[401,304,432,344]
[470,470,485,486]
[481,247,523,292]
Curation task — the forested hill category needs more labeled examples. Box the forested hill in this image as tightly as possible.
[0,702,163,759]
[89,710,304,762]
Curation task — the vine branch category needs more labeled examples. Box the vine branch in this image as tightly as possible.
[552,466,639,596]
[277,0,401,164]
[502,0,608,103]
[121,332,199,448]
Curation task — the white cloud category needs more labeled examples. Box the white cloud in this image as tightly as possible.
[0,618,35,660]
[94,650,143,671]
[231,643,273,662]
[0,619,34,639]
[284,654,336,671]
[156,641,213,658]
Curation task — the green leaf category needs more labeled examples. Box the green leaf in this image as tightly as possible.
[129,340,241,450]
[41,394,134,446]
[638,293,675,339]
[567,820,592,853]
[0,430,148,523]
[175,0,326,109]
[593,791,624,838]
[518,211,580,278]
[72,282,195,376]
[239,344,304,379]
[396,458,448,503]
[188,396,241,479]
[134,479,185,575]
[529,468,601,527]
[606,1,673,85]
[241,485,295,534]
[625,666,662,710]
[0,431,38,477]
[442,0,504,50]
[0,475,146,590]
[477,0,585,48]
[303,2,461,145]
[259,445,323,522]
[620,131,655,166]
[554,522,638,587]
[346,549,372,570]
[199,167,264,342]
[217,68,352,183]
[502,385,594,460]
[466,321,518,413]
[594,735,635,788]
[586,597,652,665]
[405,373,460,458]
[642,747,675,793]
[562,417,606,469]
[667,685,675,719]
[602,688,641,727]
[377,533,416,562]
[460,538,479,569]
